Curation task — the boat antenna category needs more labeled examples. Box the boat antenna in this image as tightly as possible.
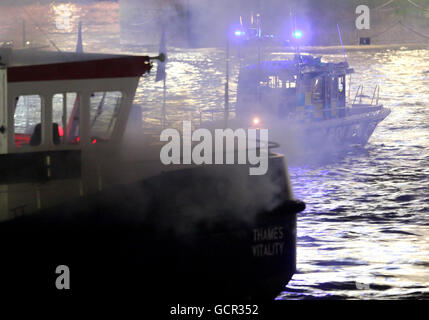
[155,26,167,129]
[257,13,262,66]
[76,21,83,53]
[337,23,347,63]
[66,22,85,141]
[22,20,27,48]
[224,26,230,128]
[290,9,301,57]
[256,13,263,104]
[336,23,352,104]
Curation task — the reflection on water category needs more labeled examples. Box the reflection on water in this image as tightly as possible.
[283,49,429,299]
[1,3,428,299]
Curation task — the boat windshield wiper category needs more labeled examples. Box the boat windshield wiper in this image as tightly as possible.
[91,92,106,127]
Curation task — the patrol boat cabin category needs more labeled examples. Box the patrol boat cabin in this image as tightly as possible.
[237,55,351,120]
[235,54,390,151]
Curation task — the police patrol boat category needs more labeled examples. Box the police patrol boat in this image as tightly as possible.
[0,45,305,300]
[231,54,391,160]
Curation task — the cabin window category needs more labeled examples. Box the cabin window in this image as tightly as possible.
[14,95,42,147]
[52,93,80,145]
[259,76,277,89]
[332,77,338,99]
[284,80,296,89]
[338,76,345,93]
[259,75,297,90]
[259,77,271,88]
[282,75,297,89]
[90,91,122,141]
[312,78,324,103]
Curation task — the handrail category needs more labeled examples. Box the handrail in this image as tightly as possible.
[348,73,352,101]
[370,85,378,105]
[376,85,380,105]
[359,85,363,103]
[353,85,361,105]
[196,108,237,126]
[200,108,236,122]
[200,108,236,113]
[354,84,381,106]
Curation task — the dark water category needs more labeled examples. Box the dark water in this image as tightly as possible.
[1,3,428,299]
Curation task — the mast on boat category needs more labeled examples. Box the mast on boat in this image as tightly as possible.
[22,20,27,48]
[66,21,84,143]
[155,28,167,129]
[224,31,230,128]
[76,21,83,54]
[0,64,6,155]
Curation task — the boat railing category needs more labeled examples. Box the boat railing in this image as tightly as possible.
[143,110,226,132]
[198,108,236,125]
[288,104,384,121]
[352,84,380,106]
[371,85,380,106]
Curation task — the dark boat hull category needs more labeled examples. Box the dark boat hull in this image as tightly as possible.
[0,159,304,300]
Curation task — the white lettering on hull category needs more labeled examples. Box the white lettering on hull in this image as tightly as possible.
[252,226,285,257]
[253,226,284,242]
[252,242,284,257]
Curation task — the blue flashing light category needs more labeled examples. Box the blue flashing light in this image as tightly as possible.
[293,30,303,39]
[234,30,245,37]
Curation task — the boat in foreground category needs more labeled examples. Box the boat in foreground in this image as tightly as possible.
[0,47,305,300]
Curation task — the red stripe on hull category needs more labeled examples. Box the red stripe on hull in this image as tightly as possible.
[7,56,152,82]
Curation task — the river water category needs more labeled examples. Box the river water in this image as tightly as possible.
[1,2,428,300]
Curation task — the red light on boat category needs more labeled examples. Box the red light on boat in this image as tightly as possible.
[58,126,64,137]
[92,139,97,144]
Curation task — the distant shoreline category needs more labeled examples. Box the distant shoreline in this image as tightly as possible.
[120,43,429,53]
[280,43,429,54]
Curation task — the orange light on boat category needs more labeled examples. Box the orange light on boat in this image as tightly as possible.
[252,117,261,126]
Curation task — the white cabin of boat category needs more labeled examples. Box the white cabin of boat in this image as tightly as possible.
[0,48,152,220]
[0,48,151,154]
